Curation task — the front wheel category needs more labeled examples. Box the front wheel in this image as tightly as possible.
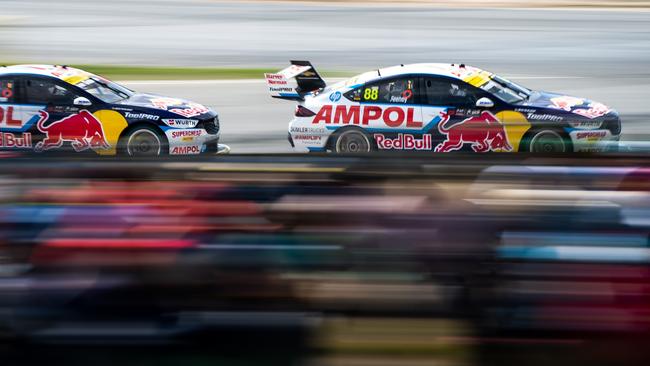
[331,129,373,154]
[119,126,168,157]
[521,129,572,153]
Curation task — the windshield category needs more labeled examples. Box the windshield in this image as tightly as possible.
[75,77,134,103]
[479,75,531,104]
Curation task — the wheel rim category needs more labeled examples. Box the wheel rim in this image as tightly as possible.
[127,130,162,156]
[529,131,566,153]
[335,130,371,153]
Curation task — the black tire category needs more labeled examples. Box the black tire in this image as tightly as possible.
[520,128,573,153]
[329,128,374,154]
[118,125,168,157]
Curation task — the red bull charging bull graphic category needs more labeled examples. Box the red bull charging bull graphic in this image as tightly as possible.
[35,110,110,152]
[435,111,512,153]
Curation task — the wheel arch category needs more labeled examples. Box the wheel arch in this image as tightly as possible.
[519,125,573,152]
[326,125,375,152]
[117,121,169,155]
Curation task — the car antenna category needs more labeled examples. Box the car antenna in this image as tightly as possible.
[377,69,381,77]
[401,64,404,67]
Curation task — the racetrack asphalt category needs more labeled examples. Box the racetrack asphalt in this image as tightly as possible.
[1,1,649,153]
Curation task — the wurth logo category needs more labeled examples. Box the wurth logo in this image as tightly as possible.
[312,105,422,128]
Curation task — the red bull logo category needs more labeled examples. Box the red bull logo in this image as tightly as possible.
[35,110,110,152]
[435,111,512,153]
[550,96,584,111]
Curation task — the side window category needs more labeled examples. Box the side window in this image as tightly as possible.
[24,78,79,105]
[425,78,480,108]
[362,78,417,104]
[0,78,15,103]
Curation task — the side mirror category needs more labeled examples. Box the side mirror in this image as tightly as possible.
[73,97,92,107]
[476,97,494,108]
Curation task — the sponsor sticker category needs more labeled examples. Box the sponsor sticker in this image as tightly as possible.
[292,134,322,146]
[162,119,198,128]
[170,129,202,139]
[572,102,611,119]
[549,96,584,111]
[151,97,184,110]
[171,145,201,155]
[375,133,432,150]
[169,103,209,118]
[290,126,326,134]
[0,132,32,148]
[575,130,607,140]
[329,92,342,102]
[312,105,422,128]
[526,113,563,122]
[124,112,159,121]
[569,120,603,129]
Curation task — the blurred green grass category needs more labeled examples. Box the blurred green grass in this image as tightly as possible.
[1,63,355,80]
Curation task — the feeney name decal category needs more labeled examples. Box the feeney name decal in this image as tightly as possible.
[0,132,31,148]
[374,134,432,150]
[312,105,422,128]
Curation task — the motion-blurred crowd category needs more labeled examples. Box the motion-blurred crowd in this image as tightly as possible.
[1,155,650,365]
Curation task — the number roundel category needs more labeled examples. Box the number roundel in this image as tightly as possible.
[364,87,378,101]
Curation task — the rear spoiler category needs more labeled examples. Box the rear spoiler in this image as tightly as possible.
[264,60,326,101]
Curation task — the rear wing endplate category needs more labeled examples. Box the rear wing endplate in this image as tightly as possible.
[264,61,326,101]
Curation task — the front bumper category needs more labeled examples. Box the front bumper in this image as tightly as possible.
[164,128,222,155]
[569,129,620,152]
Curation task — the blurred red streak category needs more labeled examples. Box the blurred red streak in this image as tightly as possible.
[43,238,196,249]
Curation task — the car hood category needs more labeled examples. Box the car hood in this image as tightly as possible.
[518,91,616,119]
[117,93,216,119]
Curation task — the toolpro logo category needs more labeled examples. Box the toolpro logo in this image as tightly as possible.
[312,105,422,128]
[435,111,512,153]
[35,110,110,152]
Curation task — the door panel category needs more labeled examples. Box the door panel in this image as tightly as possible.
[361,77,430,151]
[0,77,36,149]
[423,77,512,152]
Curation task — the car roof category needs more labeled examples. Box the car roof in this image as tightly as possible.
[344,63,494,88]
[0,64,96,85]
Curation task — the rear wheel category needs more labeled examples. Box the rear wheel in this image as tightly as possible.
[522,129,572,153]
[331,129,373,154]
[119,126,168,157]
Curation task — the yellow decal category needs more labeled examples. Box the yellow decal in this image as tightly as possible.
[63,75,90,85]
[463,71,492,88]
[496,111,531,152]
[92,110,128,156]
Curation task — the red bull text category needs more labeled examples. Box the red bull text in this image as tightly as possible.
[374,133,432,150]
